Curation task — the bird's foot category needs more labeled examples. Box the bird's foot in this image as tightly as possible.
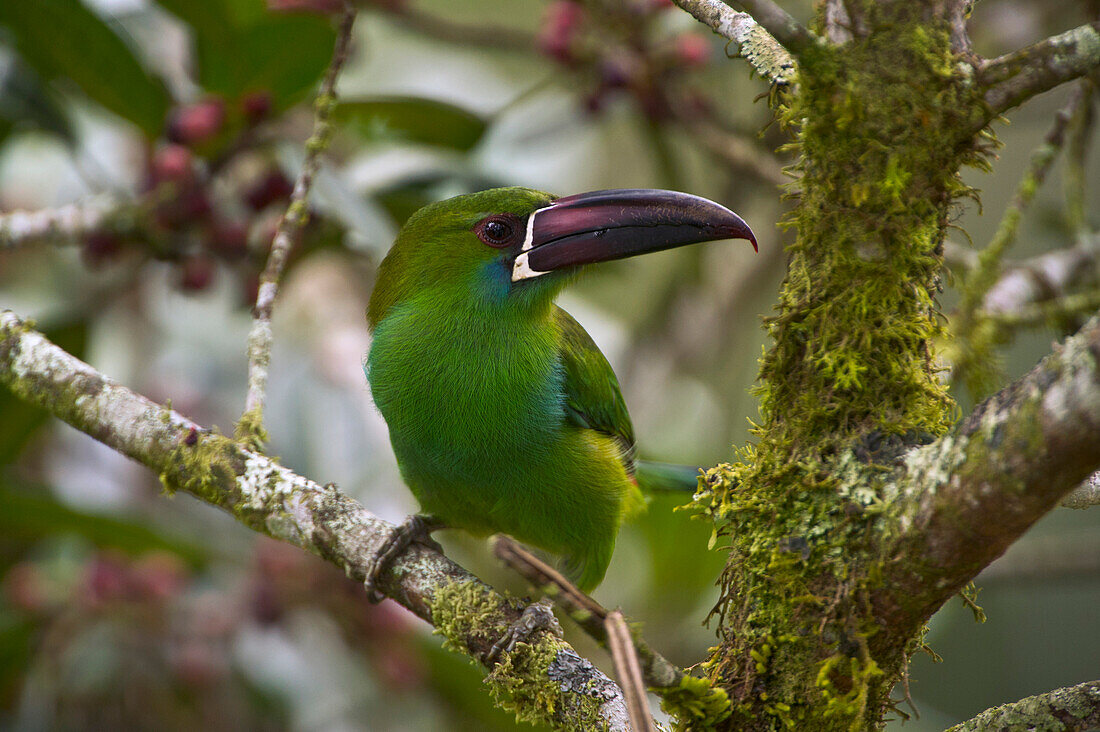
[364,514,445,602]
[486,597,563,663]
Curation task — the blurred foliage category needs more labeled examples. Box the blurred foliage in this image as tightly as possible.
[0,0,1097,729]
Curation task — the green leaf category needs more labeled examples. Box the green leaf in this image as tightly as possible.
[337,97,488,152]
[153,0,336,111]
[0,484,208,568]
[0,0,170,137]
[0,55,75,144]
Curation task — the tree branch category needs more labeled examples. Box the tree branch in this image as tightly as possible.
[875,315,1100,634]
[947,680,1100,732]
[980,21,1100,117]
[733,0,816,57]
[670,0,798,84]
[0,309,629,731]
[1063,471,1100,508]
[0,193,128,249]
[241,5,356,445]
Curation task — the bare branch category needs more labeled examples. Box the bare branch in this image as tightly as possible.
[1063,471,1100,508]
[606,611,655,732]
[671,0,798,84]
[0,193,126,249]
[982,234,1100,317]
[241,5,357,445]
[946,680,1100,732]
[980,21,1100,117]
[822,0,853,45]
[945,0,972,54]
[0,310,629,731]
[1064,80,1096,233]
[984,289,1100,330]
[876,315,1100,633]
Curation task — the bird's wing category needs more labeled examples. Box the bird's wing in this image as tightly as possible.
[555,306,636,470]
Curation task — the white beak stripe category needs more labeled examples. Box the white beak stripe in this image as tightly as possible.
[512,204,555,281]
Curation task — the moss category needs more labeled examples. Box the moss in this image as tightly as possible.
[699,6,997,729]
[661,673,733,730]
[429,581,609,730]
[158,429,242,508]
[234,407,269,452]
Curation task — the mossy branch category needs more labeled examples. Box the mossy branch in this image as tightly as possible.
[946,679,1100,732]
[876,314,1100,637]
[671,0,799,84]
[733,0,817,58]
[0,309,630,732]
[980,21,1100,117]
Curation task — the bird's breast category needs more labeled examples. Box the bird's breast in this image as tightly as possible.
[366,304,565,479]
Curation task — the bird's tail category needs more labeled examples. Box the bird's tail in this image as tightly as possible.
[634,461,702,494]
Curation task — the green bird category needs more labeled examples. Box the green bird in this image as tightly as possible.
[366,187,755,593]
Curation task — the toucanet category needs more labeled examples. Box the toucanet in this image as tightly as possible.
[365,187,756,593]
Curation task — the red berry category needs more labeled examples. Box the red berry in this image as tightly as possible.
[241,91,273,123]
[210,220,249,260]
[81,231,123,268]
[167,100,226,146]
[85,556,130,604]
[675,33,711,68]
[179,256,217,292]
[244,170,294,211]
[4,563,48,613]
[537,1,585,64]
[151,144,195,185]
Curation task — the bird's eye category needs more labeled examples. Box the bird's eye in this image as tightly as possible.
[475,215,518,248]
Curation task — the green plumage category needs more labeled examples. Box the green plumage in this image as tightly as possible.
[366,187,714,591]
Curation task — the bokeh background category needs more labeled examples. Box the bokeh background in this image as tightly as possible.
[0,0,1097,729]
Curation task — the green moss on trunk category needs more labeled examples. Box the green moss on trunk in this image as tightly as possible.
[702,6,991,730]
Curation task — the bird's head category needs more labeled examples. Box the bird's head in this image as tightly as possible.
[368,186,756,328]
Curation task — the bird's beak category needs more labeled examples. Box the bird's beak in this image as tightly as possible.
[512,188,757,282]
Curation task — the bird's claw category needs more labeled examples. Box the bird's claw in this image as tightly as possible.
[363,514,444,603]
[486,597,563,663]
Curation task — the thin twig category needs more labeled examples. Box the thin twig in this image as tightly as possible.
[239,5,357,446]
[491,536,684,690]
[606,611,656,732]
[949,88,1084,391]
[1064,80,1096,233]
[965,88,1082,311]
